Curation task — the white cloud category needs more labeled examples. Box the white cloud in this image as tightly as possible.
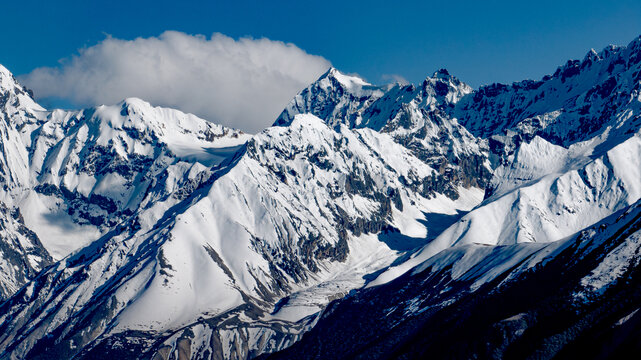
[381,73,409,85]
[20,31,331,133]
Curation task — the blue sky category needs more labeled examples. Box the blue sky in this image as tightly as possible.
[3,0,640,85]
[2,1,640,131]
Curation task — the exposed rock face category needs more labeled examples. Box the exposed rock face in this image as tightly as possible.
[0,204,52,301]
[456,36,641,166]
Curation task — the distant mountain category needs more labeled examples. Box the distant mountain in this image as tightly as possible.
[0,34,640,360]
[457,37,641,146]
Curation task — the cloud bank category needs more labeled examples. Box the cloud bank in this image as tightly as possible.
[20,31,331,132]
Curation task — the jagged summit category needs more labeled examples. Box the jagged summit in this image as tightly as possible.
[322,67,371,89]
[457,34,641,149]
[431,68,452,78]
[583,48,600,62]
[0,65,44,114]
[0,64,19,90]
[274,66,386,128]
[420,68,472,105]
[275,65,474,129]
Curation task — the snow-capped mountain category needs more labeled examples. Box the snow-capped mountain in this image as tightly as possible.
[267,36,641,359]
[23,97,249,258]
[0,64,249,300]
[0,34,641,360]
[0,66,483,359]
[0,66,52,300]
[457,38,641,145]
[276,67,491,201]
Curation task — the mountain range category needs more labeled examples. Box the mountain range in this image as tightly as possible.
[0,35,640,359]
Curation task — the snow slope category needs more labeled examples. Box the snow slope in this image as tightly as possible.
[0,65,248,297]
[271,198,641,359]
[372,131,641,286]
[0,111,482,359]
[0,66,51,300]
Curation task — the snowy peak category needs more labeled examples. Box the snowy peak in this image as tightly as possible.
[357,68,472,133]
[432,68,452,78]
[426,68,467,92]
[22,96,250,259]
[0,64,43,114]
[274,67,385,128]
[37,96,249,170]
[583,48,600,63]
[275,66,473,131]
[323,67,371,89]
[303,67,373,98]
[275,65,489,201]
[420,68,472,107]
[92,97,249,153]
[0,64,22,94]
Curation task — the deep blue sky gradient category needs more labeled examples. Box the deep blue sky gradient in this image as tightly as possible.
[2,0,640,87]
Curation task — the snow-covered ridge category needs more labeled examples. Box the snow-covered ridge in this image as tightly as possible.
[457,35,641,148]
[372,131,641,286]
[0,74,250,299]
[275,66,490,201]
[20,97,250,259]
[0,103,483,359]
